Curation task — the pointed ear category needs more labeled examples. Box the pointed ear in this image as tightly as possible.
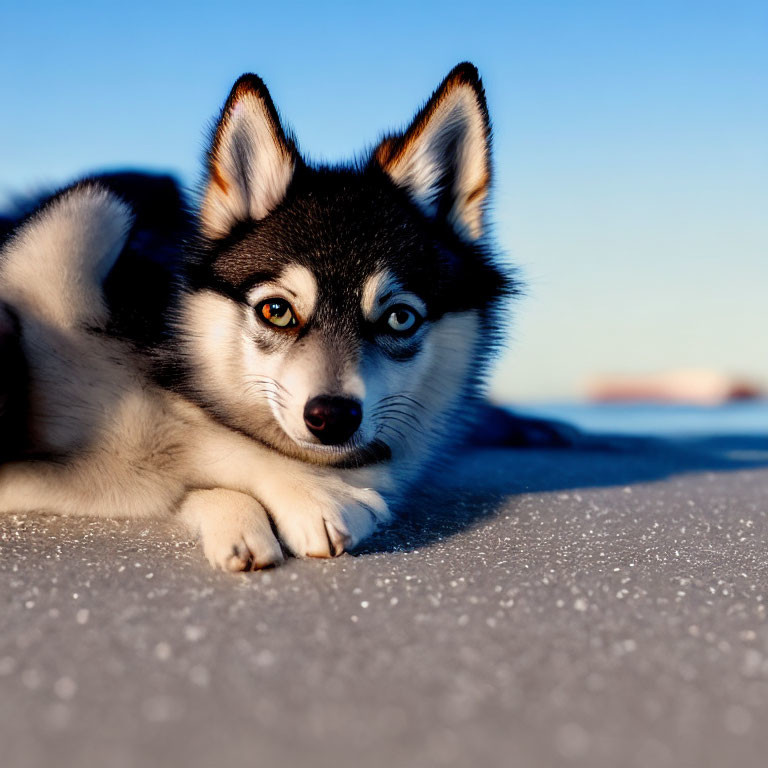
[201,74,297,238]
[374,63,491,241]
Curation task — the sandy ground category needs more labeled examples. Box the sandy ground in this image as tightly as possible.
[2,435,768,768]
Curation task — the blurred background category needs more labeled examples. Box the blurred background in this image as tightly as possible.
[1,0,766,416]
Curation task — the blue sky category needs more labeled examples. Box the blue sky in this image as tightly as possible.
[1,0,766,400]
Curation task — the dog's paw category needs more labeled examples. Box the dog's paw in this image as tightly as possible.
[266,476,390,559]
[180,489,284,572]
[201,515,283,572]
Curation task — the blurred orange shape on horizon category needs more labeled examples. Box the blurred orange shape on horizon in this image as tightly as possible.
[585,369,763,406]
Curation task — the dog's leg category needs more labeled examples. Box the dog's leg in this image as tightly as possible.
[179,488,284,572]
[188,427,392,558]
[0,456,186,520]
[0,461,89,516]
[470,403,583,448]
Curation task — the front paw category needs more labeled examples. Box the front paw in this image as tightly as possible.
[181,489,284,572]
[266,477,390,559]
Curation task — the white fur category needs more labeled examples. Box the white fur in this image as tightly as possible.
[384,86,489,240]
[0,185,132,327]
[201,92,295,238]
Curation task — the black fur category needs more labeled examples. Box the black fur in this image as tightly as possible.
[0,306,28,461]
[98,171,192,347]
[192,163,512,324]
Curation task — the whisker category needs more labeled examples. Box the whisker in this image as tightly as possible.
[243,375,289,394]
[370,407,422,425]
[377,393,426,411]
[242,385,288,407]
[243,383,284,396]
[371,409,422,431]
[376,414,421,431]
[376,425,407,443]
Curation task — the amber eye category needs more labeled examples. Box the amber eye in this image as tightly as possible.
[257,298,297,328]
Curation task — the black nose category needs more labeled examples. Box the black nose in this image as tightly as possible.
[303,396,362,445]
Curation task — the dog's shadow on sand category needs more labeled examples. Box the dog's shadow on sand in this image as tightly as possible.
[354,432,768,556]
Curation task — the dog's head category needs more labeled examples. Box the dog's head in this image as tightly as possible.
[179,63,513,466]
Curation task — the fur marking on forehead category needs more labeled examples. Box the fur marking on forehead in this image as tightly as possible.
[246,265,318,317]
[361,270,400,318]
[361,270,426,320]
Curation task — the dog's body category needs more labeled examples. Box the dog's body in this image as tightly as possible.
[0,63,512,570]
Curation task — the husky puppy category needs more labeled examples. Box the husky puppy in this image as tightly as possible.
[0,63,511,570]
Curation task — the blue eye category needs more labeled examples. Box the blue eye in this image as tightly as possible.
[257,298,297,328]
[384,305,422,334]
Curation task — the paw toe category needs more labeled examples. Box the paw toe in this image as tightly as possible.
[245,535,284,569]
[222,547,250,572]
[325,520,351,557]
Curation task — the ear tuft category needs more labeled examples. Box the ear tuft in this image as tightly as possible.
[374,62,491,241]
[201,74,296,238]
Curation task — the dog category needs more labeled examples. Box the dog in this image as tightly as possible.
[0,62,512,570]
